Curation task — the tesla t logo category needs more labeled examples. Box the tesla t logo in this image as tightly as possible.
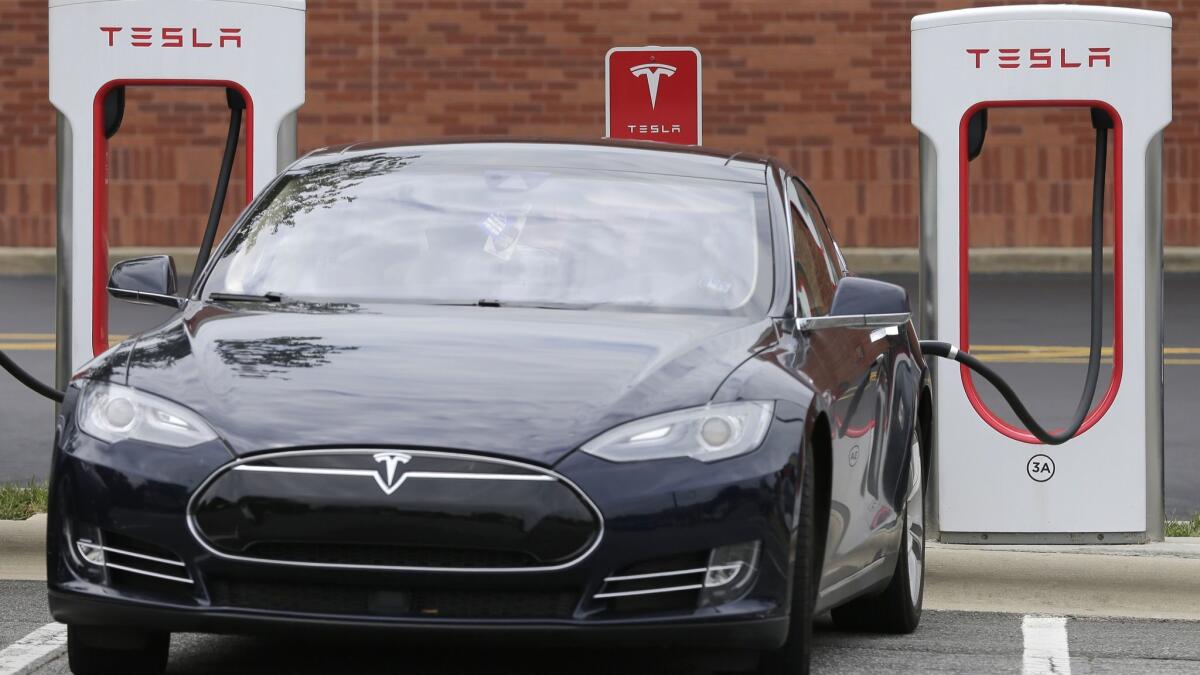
[372,452,413,495]
[630,63,677,109]
[967,47,1110,69]
[625,62,683,134]
[100,26,243,49]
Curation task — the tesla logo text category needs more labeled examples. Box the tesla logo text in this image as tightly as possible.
[372,452,413,495]
[630,63,676,109]
[966,47,1110,69]
[625,123,683,135]
[100,26,243,48]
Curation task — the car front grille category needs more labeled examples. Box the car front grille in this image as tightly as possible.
[243,542,538,569]
[190,449,602,571]
[208,579,580,620]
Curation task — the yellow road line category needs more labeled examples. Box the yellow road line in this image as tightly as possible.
[977,357,1200,366]
[0,333,57,341]
[0,333,129,341]
[0,340,127,351]
[969,345,1200,365]
[970,345,1200,355]
[0,343,56,351]
[0,345,127,351]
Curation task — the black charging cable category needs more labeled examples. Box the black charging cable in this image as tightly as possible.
[191,88,245,289]
[0,350,63,403]
[0,88,245,403]
[920,109,1111,445]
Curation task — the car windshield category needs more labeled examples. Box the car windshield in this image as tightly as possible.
[202,153,772,315]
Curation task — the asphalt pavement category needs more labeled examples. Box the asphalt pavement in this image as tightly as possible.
[1,273,1198,517]
[1,577,1197,674]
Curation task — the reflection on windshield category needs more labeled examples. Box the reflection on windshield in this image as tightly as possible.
[204,156,770,315]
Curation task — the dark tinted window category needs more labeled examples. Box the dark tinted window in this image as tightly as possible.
[794,179,847,277]
[788,179,837,316]
[202,154,774,316]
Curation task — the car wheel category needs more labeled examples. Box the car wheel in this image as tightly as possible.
[829,431,925,634]
[67,625,169,675]
[756,449,816,675]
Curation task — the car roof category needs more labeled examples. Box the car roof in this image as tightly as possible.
[292,138,772,184]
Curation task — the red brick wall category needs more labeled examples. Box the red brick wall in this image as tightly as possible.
[0,0,1197,250]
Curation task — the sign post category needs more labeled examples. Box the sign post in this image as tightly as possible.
[605,46,701,145]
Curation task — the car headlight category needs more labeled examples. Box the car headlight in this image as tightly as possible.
[77,382,218,448]
[581,401,774,463]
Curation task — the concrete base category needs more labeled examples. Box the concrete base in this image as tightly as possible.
[938,532,1150,545]
[925,538,1200,621]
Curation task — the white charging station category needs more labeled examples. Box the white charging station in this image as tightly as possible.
[912,6,1171,542]
[48,0,306,387]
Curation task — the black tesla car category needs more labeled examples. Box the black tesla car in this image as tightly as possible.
[48,140,930,675]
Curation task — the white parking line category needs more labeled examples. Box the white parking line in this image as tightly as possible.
[1022,615,1071,675]
[0,623,67,675]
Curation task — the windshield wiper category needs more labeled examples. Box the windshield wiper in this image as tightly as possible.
[466,300,596,310]
[208,291,285,303]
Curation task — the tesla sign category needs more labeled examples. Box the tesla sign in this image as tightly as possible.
[606,46,701,145]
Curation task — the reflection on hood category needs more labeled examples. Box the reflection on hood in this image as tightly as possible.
[214,336,359,380]
[119,304,775,464]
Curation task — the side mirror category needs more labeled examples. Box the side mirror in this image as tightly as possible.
[797,277,910,332]
[829,276,910,317]
[108,255,185,309]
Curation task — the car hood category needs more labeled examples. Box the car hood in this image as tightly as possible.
[121,302,776,465]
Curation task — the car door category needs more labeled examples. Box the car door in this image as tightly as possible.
[785,178,893,590]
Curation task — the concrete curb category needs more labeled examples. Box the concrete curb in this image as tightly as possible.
[0,247,199,278]
[925,539,1200,621]
[0,514,45,581]
[840,247,1200,274]
[2,246,1200,277]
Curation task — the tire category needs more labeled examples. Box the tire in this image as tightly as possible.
[757,449,816,675]
[829,430,925,634]
[67,625,169,675]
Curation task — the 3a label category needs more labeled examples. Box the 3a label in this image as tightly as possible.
[1027,454,1055,482]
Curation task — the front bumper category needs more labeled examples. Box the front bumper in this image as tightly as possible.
[47,402,807,648]
[48,590,789,648]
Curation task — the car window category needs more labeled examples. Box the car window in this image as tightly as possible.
[794,179,847,277]
[202,155,774,317]
[787,179,837,316]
